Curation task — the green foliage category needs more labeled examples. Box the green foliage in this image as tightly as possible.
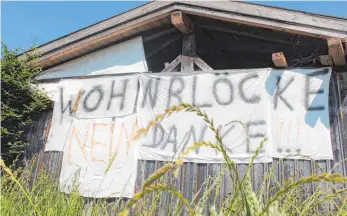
[1,44,51,164]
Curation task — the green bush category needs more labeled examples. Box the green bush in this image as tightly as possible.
[1,45,51,164]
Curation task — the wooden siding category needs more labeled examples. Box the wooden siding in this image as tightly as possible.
[24,72,347,214]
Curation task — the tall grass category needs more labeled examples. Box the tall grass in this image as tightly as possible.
[1,103,347,215]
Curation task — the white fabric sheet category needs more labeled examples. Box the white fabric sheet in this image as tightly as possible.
[137,68,333,162]
[45,74,139,151]
[59,114,139,198]
[268,68,333,159]
[137,70,272,163]
[41,67,333,199]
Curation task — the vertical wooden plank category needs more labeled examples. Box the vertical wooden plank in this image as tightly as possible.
[325,160,334,212]
[297,160,312,201]
[51,151,62,178]
[283,159,295,182]
[135,160,145,193]
[133,160,145,215]
[252,163,264,192]
[181,34,196,72]
[269,159,280,199]
[208,164,221,210]
[236,163,248,211]
[313,160,330,213]
[262,162,270,203]
[151,161,164,215]
[168,162,182,215]
[236,164,248,180]
[182,162,195,215]
[329,73,346,190]
[218,164,225,210]
[23,110,54,187]
[46,151,53,177]
[28,153,40,188]
[32,151,44,186]
[335,73,347,178]
[144,160,156,210]
[223,166,234,205]
[196,163,208,215]
[56,152,64,178]
[24,112,40,158]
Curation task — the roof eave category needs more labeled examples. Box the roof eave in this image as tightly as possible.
[25,1,347,69]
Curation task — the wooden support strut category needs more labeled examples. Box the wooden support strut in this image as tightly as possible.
[162,55,182,72]
[328,38,346,66]
[171,11,196,72]
[181,34,196,72]
[194,56,213,71]
[170,11,213,72]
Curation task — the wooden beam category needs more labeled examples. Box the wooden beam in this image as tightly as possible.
[175,2,347,38]
[181,56,194,72]
[145,34,181,59]
[272,52,288,68]
[162,55,182,72]
[194,56,213,71]
[199,24,296,46]
[143,27,177,43]
[328,38,346,66]
[181,34,196,72]
[320,55,334,66]
[171,11,194,34]
[341,38,347,52]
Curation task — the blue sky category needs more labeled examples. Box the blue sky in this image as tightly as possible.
[2,1,347,51]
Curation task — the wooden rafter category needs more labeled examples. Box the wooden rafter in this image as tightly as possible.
[143,27,177,43]
[171,11,194,34]
[272,52,288,68]
[328,38,346,66]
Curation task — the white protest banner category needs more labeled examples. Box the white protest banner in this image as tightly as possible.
[42,67,333,199]
[268,68,333,159]
[45,74,139,151]
[137,68,333,162]
[137,69,272,163]
[59,114,139,198]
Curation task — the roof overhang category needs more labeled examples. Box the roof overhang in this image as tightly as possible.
[23,1,347,69]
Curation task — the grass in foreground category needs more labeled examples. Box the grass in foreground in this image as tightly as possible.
[1,103,347,215]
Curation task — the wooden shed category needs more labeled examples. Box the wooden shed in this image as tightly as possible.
[24,1,347,214]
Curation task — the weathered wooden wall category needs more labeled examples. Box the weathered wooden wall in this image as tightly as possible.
[24,71,347,214]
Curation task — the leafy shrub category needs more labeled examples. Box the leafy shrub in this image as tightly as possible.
[1,45,51,164]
